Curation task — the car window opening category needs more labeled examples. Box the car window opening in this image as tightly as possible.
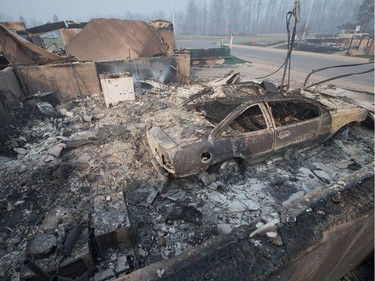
[189,101,241,125]
[229,105,267,133]
[268,101,321,127]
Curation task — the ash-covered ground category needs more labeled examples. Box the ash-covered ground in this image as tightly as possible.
[0,66,373,281]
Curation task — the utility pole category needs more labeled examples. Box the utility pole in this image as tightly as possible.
[172,0,175,33]
[303,1,312,41]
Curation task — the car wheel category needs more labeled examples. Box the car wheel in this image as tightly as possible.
[218,159,240,176]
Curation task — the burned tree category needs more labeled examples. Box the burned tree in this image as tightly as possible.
[355,0,374,32]
[338,0,374,33]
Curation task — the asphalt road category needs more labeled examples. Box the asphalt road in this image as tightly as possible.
[177,40,374,92]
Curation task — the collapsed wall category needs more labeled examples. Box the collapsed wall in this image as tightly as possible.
[65,19,170,61]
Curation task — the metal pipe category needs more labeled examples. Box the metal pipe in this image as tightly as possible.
[61,223,83,257]
[23,259,51,281]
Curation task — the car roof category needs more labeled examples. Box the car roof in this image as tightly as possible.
[241,93,327,106]
[187,81,326,108]
[189,92,327,120]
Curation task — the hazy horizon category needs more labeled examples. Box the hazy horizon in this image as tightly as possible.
[0,0,367,35]
[0,0,187,26]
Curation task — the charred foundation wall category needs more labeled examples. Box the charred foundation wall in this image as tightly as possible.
[115,166,374,281]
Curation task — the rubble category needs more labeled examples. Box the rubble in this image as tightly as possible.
[0,65,373,281]
[164,204,203,225]
[28,234,57,259]
[93,269,115,281]
[92,192,134,255]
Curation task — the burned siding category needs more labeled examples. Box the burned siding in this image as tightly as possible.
[96,52,190,84]
[18,62,100,100]
[65,19,170,61]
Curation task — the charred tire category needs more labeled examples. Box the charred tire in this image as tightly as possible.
[206,158,242,175]
[218,159,240,176]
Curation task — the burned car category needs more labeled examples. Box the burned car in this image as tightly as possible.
[147,84,368,177]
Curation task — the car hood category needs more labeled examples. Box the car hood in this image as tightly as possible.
[146,107,215,145]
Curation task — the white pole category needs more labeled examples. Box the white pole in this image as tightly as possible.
[172,0,175,31]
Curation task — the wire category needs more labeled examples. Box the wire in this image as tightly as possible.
[254,8,298,91]
[254,60,286,80]
[257,3,372,92]
[303,61,374,88]
[304,68,374,90]
[280,11,298,90]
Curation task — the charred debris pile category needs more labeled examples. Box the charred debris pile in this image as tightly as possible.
[0,75,373,281]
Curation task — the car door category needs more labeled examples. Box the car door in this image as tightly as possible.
[267,99,331,154]
[209,103,274,164]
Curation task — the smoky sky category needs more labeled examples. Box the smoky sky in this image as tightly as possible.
[0,0,187,23]
[0,0,363,34]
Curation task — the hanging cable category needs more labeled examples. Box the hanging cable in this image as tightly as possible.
[302,61,374,88]
[280,1,299,91]
[254,1,300,91]
[303,68,374,90]
[254,60,286,80]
